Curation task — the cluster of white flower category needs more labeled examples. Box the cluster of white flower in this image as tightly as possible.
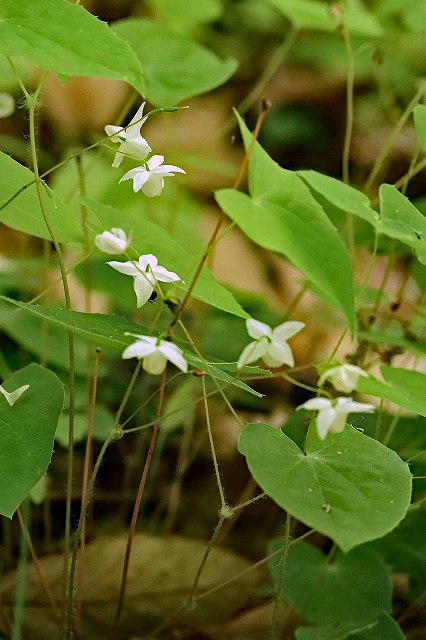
[97,106,374,434]
[236,319,374,440]
[298,363,374,440]
[105,103,185,197]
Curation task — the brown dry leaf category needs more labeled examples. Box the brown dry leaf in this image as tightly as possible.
[207,600,301,640]
[1,533,263,639]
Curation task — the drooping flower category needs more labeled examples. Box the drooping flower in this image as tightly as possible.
[105,103,151,168]
[95,228,131,255]
[297,397,375,440]
[318,363,369,393]
[119,155,186,197]
[122,333,188,375]
[107,254,181,307]
[0,93,15,118]
[237,318,305,369]
[0,383,29,406]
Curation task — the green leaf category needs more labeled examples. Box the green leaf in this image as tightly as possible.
[358,330,426,356]
[296,612,405,640]
[0,152,82,242]
[0,363,64,518]
[216,115,355,333]
[0,0,144,93]
[298,170,379,225]
[269,541,391,625]
[0,297,262,398]
[83,197,248,319]
[145,0,223,33]
[365,509,426,599]
[55,405,114,447]
[357,366,426,417]
[265,0,383,36]
[112,19,237,105]
[239,422,412,552]
[378,185,426,264]
[414,104,426,150]
[0,304,98,376]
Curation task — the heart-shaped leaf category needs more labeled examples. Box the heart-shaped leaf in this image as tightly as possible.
[269,541,391,625]
[0,363,64,518]
[239,422,412,552]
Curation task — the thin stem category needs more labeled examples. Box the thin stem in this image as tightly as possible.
[201,376,227,510]
[65,361,143,639]
[76,348,101,633]
[142,528,316,640]
[17,508,61,622]
[24,73,76,618]
[364,81,426,193]
[76,156,91,313]
[342,27,355,186]
[171,100,271,328]
[11,500,30,640]
[65,436,114,640]
[221,27,298,133]
[188,516,226,604]
[111,368,167,635]
[269,514,291,640]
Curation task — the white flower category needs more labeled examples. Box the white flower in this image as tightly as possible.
[297,397,375,440]
[119,155,186,197]
[318,363,369,393]
[107,254,181,307]
[95,228,130,255]
[105,102,151,168]
[237,319,305,369]
[0,93,15,118]
[0,383,29,406]
[122,333,188,375]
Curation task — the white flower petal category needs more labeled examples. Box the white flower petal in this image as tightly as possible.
[316,408,340,440]
[237,339,269,368]
[143,351,167,375]
[153,265,181,283]
[264,342,294,367]
[147,155,165,170]
[124,333,156,344]
[139,254,158,270]
[298,398,333,411]
[246,319,272,339]
[127,102,147,137]
[95,229,129,254]
[158,341,188,372]
[120,137,151,161]
[107,260,139,276]
[0,93,15,118]
[104,124,124,142]
[112,151,125,168]
[122,341,157,360]
[133,275,155,307]
[0,384,29,406]
[336,398,375,414]
[272,321,305,342]
[142,175,165,197]
[152,164,186,176]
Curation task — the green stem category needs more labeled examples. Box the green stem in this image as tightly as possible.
[24,74,76,620]
[65,323,143,640]
[201,376,227,510]
[269,514,291,640]
[12,500,30,640]
[111,367,166,635]
[364,81,426,193]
